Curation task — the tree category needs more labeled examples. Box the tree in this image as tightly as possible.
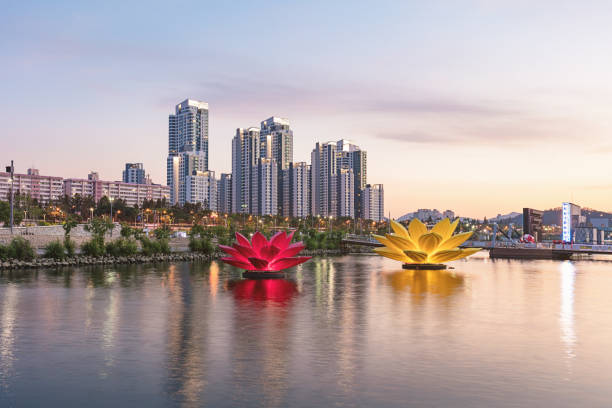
[0,201,24,226]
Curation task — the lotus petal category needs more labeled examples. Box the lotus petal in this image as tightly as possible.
[372,234,402,251]
[235,232,252,248]
[418,232,443,253]
[390,220,410,238]
[431,219,452,240]
[451,248,481,260]
[438,231,473,251]
[221,257,254,270]
[270,231,287,248]
[429,249,463,263]
[385,234,417,250]
[408,218,428,242]
[403,249,429,263]
[448,219,460,237]
[373,247,409,262]
[284,230,295,247]
[248,257,270,270]
[233,243,257,258]
[251,232,268,254]
[260,244,281,261]
[275,242,306,260]
[218,245,250,263]
[269,256,311,270]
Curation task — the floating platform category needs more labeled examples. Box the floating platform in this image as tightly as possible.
[402,263,447,270]
[489,248,573,260]
[242,271,287,279]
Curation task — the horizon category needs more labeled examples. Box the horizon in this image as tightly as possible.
[3,1,612,218]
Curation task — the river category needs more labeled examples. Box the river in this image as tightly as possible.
[1,254,611,407]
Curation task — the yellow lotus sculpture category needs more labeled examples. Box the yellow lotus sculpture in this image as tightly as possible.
[373,218,480,267]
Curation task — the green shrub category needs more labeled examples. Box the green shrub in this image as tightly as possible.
[189,236,214,254]
[44,240,66,260]
[7,237,36,261]
[0,244,9,260]
[105,238,138,257]
[120,223,134,238]
[140,237,171,255]
[81,238,105,257]
[64,238,76,257]
[153,226,171,240]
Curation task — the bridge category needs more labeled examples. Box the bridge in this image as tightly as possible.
[342,234,612,260]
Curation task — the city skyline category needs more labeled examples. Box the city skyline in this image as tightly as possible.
[3,1,612,218]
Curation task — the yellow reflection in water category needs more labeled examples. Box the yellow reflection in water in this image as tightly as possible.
[209,262,219,299]
[385,269,464,297]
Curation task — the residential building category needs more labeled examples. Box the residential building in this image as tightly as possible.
[0,168,63,204]
[362,184,384,221]
[231,127,260,214]
[218,173,232,214]
[311,141,338,217]
[185,170,217,210]
[260,117,293,216]
[63,172,169,207]
[122,163,146,184]
[254,158,278,215]
[338,168,355,218]
[167,99,209,205]
[284,162,310,218]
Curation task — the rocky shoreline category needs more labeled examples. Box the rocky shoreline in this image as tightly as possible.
[0,248,359,270]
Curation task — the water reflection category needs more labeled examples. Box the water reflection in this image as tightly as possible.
[385,269,465,298]
[228,279,299,303]
[165,263,206,406]
[0,285,17,393]
[559,261,576,374]
[228,278,296,408]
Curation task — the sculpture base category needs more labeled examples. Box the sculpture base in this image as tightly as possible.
[243,270,287,279]
[402,263,447,270]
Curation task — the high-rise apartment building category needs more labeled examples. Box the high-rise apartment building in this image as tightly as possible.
[336,140,367,218]
[338,168,355,218]
[122,163,146,184]
[254,158,278,215]
[167,99,209,205]
[218,173,232,214]
[231,127,260,214]
[311,141,338,217]
[185,170,217,210]
[282,162,310,218]
[260,117,293,215]
[311,139,367,219]
[362,184,384,222]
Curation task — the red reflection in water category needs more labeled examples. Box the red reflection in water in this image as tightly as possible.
[229,279,298,302]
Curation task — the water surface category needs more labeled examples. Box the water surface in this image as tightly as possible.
[1,255,611,407]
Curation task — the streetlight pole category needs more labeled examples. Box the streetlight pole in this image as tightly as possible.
[109,197,114,237]
[6,160,14,234]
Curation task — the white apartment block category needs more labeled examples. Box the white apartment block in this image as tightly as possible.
[185,170,218,211]
[338,168,355,218]
[362,184,384,222]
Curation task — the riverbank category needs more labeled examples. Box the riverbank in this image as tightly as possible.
[0,248,359,270]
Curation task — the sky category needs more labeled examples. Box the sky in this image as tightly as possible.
[2,0,612,218]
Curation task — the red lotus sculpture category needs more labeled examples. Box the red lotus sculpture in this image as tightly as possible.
[219,231,311,277]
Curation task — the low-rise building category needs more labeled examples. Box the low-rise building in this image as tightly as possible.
[64,172,169,206]
[0,168,64,203]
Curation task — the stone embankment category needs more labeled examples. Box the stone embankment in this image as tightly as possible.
[0,252,215,270]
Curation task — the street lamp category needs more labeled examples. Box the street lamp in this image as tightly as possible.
[109,196,114,237]
[89,207,94,221]
[5,160,14,234]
